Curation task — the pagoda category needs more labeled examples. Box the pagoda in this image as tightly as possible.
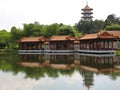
[81,3,93,21]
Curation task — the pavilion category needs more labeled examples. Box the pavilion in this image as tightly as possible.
[18,31,120,54]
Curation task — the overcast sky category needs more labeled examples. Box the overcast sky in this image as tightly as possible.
[0,0,120,31]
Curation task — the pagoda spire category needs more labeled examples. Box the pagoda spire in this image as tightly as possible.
[81,1,93,21]
[86,1,88,6]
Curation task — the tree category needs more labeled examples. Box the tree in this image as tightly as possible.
[104,14,120,28]
[31,22,44,36]
[105,24,120,30]
[93,20,105,32]
[23,22,47,37]
[75,20,94,34]
[44,23,60,37]
[11,26,23,40]
[58,25,76,36]
[0,30,12,49]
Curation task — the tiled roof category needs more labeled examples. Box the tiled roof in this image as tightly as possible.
[106,31,120,38]
[78,31,120,40]
[81,5,93,10]
[49,35,75,41]
[79,33,98,40]
[18,36,46,42]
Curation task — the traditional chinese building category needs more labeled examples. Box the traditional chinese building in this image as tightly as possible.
[17,36,46,52]
[47,35,75,52]
[17,31,120,53]
[81,3,93,21]
[77,31,120,53]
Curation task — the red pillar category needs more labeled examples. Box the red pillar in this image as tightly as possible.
[112,40,113,50]
[107,41,109,49]
[73,41,74,50]
[24,43,27,50]
[67,42,69,50]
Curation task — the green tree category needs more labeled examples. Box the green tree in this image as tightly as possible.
[31,22,44,36]
[44,23,60,37]
[23,22,47,37]
[93,20,105,32]
[104,14,120,28]
[105,24,120,30]
[75,20,94,34]
[0,30,12,49]
[11,26,23,40]
[58,25,76,36]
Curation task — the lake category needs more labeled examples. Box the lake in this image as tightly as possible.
[0,52,120,90]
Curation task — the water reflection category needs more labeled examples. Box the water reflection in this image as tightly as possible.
[19,53,120,74]
[0,53,120,90]
[18,53,120,89]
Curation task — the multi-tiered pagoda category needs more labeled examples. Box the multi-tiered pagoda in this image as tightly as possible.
[81,3,93,21]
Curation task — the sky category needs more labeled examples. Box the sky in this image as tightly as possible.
[0,0,120,31]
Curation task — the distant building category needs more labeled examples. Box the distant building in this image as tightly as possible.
[81,3,93,21]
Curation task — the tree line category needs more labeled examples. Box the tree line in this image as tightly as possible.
[0,14,120,49]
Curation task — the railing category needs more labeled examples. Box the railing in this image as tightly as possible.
[18,49,116,54]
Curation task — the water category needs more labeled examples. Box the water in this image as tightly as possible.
[0,52,120,90]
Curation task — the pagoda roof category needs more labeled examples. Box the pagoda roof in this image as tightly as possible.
[81,5,93,10]
[49,35,75,41]
[78,31,120,40]
[17,36,46,42]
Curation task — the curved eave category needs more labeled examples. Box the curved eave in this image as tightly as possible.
[81,8,93,11]
[81,12,93,14]
[49,39,75,42]
[18,40,45,43]
[81,16,93,18]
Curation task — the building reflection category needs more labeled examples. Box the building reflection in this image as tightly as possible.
[18,53,120,90]
[79,55,120,74]
[19,54,76,70]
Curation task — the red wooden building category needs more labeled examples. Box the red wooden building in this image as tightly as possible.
[48,35,75,50]
[17,36,46,50]
[77,31,120,50]
[17,31,120,53]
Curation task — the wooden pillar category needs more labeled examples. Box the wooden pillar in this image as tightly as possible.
[82,42,83,50]
[112,40,113,50]
[85,42,87,50]
[92,41,94,50]
[31,43,33,50]
[80,42,81,49]
[72,41,74,50]
[103,41,105,50]
[84,42,86,49]
[61,42,63,50]
[107,41,109,49]
[94,42,96,50]
[96,41,97,50]
[33,43,35,50]
[49,43,52,50]
[67,42,69,50]
[80,42,82,49]
[22,43,24,50]
[54,43,56,50]
[29,43,31,50]
[35,42,37,50]
[35,43,37,50]
[79,42,80,49]
[89,42,91,50]
[40,43,42,50]
[24,43,26,50]
[19,43,22,50]
[99,41,101,50]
